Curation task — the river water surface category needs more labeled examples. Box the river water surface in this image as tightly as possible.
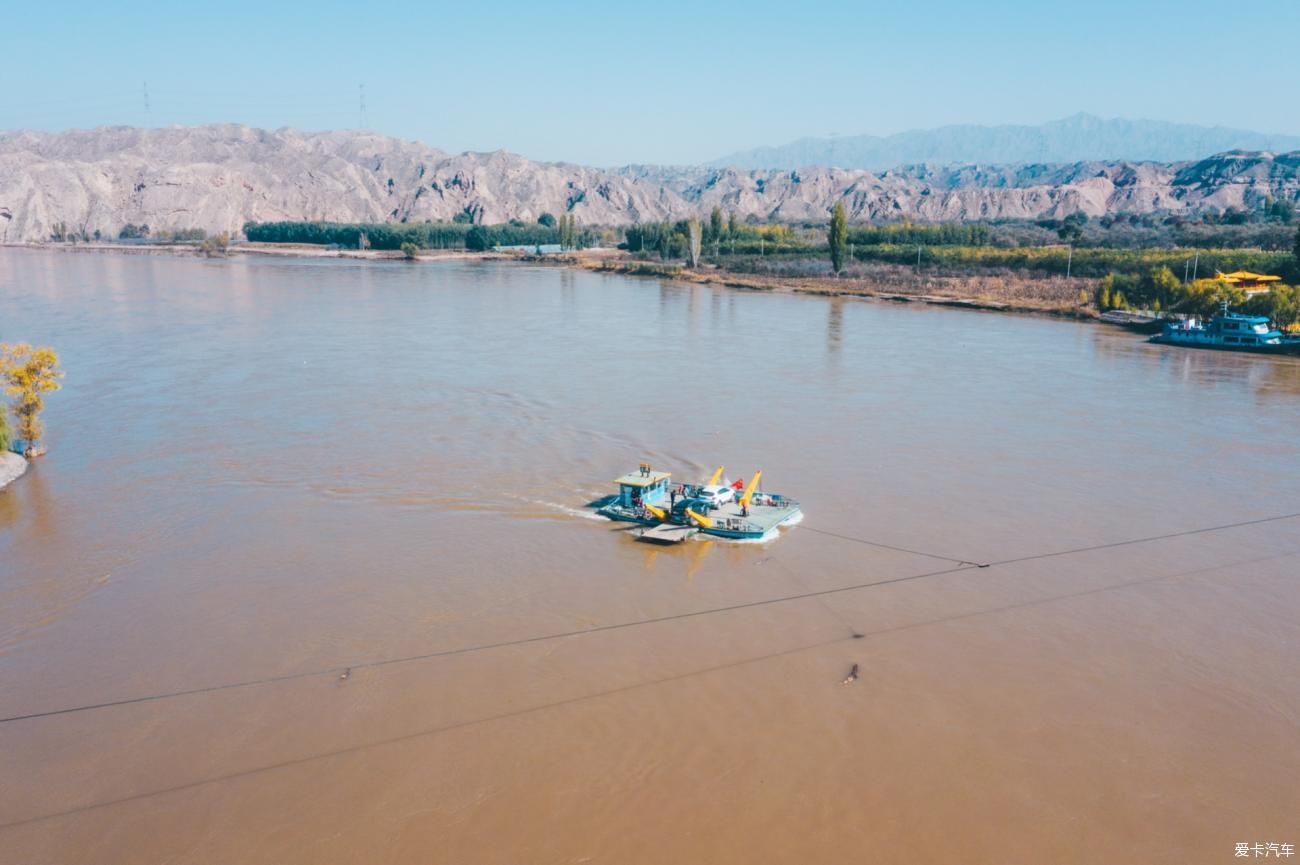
[1,249,1298,864]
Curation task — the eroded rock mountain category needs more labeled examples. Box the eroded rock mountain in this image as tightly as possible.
[1,125,1297,242]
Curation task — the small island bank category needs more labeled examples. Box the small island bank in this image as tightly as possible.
[0,451,26,490]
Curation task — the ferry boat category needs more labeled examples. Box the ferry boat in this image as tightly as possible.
[1149,304,1299,355]
[598,464,801,542]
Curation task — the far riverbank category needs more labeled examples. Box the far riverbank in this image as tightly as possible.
[3,241,1101,322]
[526,251,1102,320]
[2,240,513,263]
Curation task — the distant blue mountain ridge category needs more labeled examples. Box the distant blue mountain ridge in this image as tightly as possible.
[708,113,1300,171]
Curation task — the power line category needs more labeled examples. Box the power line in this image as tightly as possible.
[799,525,975,565]
[0,562,974,724]
[1,510,1297,726]
[0,635,853,830]
[762,550,865,638]
[802,512,1300,569]
[984,511,1300,567]
[5,544,1295,831]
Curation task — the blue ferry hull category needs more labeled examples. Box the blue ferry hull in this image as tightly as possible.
[1149,309,1300,356]
[1149,334,1296,355]
[599,504,800,540]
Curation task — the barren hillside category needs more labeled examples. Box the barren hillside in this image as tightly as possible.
[1,125,1298,242]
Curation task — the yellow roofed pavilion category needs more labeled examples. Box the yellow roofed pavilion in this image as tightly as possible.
[1218,270,1282,285]
[1216,271,1282,295]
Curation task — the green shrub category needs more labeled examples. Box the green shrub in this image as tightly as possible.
[242,220,560,251]
[847,223,992,247]
[0,406,11,453]
[834,243,1291,282]
[1243,283,1300,326]
[198,232,230,256]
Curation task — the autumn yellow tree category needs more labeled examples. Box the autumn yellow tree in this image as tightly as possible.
[0,400,11,454]
[0,343,64,456]
[1180,279,1245,317]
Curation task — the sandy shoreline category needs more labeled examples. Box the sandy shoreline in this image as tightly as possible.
[0,451,27,490]
[566,255,1099,319]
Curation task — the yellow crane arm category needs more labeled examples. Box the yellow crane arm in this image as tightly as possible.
[707,465,725,487]
[685,508,714,529]
[644,503,666,520]
[738,470,763,507]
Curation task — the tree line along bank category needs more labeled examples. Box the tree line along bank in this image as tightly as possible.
[42,207,1300,322]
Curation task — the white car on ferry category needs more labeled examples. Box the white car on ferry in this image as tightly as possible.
[696,484,735,509]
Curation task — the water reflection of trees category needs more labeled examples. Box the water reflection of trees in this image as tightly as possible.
[1091,329,1300,397]
[1257,359,1300,397]
[827,299,843,357]
[0,482,18,530]
[0,469,111,656]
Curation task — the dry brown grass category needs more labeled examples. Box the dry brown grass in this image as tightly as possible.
[574,255,1097,318]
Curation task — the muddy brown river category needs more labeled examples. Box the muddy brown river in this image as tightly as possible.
[1,249,1298,864]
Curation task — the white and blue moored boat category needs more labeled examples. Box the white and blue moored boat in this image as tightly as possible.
[1150,303,1298,355]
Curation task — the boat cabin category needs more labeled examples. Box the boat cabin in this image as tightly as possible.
[1211,312,1283,347]
[1218,313,1274,335]
[612,464,671,508]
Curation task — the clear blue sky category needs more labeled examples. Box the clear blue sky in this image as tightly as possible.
[3,0,1296,165]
